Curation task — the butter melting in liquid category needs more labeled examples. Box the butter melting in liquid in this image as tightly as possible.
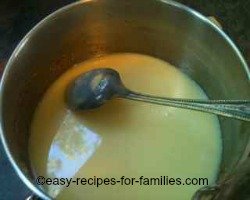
[29,53,222,200]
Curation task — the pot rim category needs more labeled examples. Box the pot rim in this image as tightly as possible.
[0,0,249,199]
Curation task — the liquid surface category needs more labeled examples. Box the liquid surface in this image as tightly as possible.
[29,53,221,200]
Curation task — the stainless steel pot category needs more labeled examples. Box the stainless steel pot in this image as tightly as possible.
[0,0,249,199]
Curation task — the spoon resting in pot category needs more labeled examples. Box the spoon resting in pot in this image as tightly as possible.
[66,68,250,122]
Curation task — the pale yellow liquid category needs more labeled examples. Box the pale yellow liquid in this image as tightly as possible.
[29,53,221,200]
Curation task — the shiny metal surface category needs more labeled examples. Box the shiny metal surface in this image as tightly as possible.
[0,0,249,199]
[67,68,250,121]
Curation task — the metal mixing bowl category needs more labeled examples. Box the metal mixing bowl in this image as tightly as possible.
[0,0,249,199]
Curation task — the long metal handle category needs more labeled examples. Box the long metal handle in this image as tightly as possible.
[123,91,250,122]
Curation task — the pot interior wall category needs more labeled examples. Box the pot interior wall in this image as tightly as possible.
[1,0,249,192]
